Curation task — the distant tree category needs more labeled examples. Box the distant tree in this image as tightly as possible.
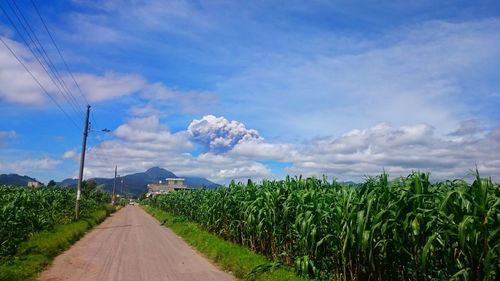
[47,180,56,187]
[138,192,147,201]
[84,179,97,191]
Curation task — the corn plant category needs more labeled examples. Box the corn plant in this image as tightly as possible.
[0,185,110,258]
[146,171,500,280]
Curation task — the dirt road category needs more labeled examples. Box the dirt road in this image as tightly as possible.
[39,205,234,281]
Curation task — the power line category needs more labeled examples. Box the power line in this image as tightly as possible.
[5,0,85,118]
[27,0,103,130]
[0,3,83,122]
[0,36,81,130]
[9,0,85,117]
[28,0,90,106]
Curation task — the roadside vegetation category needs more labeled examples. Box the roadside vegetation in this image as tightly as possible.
[144,205,306,281]
[144,171,500,280]
[0,184,113,281]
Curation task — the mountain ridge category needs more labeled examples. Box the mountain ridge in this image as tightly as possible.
[0,174,42,186]
[56,167,220,196]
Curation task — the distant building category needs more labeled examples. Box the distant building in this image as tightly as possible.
[147,178,188,196]
[27,181,41,188]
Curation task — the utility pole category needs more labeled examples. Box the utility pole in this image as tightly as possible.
[112,166,117,205]
[75,105,90,219]
[121,178,124,198]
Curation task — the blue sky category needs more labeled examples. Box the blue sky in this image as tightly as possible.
[1,0,499,184]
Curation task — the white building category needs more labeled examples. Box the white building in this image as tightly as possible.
[147,178,188,196]
[27,181,41,188]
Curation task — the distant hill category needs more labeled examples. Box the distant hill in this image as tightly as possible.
[58,167,220,196]
[58,178,77,187]
[0,174,42,186]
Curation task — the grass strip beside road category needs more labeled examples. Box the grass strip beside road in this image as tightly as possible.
[0,204,115,281]
[143,205,307,281]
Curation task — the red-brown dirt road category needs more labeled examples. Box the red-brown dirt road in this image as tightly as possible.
[39,205,234,281]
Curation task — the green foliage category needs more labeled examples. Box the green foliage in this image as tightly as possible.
[0,207,112,281]
[0,185,110,258]
[144,172,500,280]
[144,206,305,281]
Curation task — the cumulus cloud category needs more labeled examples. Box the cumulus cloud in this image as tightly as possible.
[62,149,79,160]
[0,157,62,173]
[75,115,275,183]
[74,72,145,102]
[0,36,51,105]
[0,35,142,106]
[83,116,193,178]
[287,122,500,181]
[0,36,216,114]
[448,119,482,136]
[188,115,261,153]
[229,139,296,162]
[128,104,163,117]
[70,115,500,184]
[114,115,192,149]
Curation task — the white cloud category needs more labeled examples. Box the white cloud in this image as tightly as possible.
[0,35,144,106]
[74,72,145,102]
[67,13,123,43]
[448,119,482,136]
[62,149,79,160]
[0,36,217,114]
[0,36,51,105]
[217,19,500,139]
[0,157,62,173]
[69,0,217,42]
[114,115,192,148]
[69,115,500,184]
[139,83,218,114]
[229,139,296,162]
[128,104,162,117]
[287,122,500,181]
[77,115,274,183]
[188,115,261,153]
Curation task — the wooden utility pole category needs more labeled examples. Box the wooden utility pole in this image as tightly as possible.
[112,165,117,205]
[120,178,124,198]
[75,105,90,219]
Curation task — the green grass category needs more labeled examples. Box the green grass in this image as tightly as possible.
[0,205,114,281]
[143,205,307,281]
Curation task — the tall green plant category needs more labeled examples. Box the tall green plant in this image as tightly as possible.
[145,172,500,280]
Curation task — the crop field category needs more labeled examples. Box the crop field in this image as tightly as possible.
[147,172,500,280]
[0,186,110,258]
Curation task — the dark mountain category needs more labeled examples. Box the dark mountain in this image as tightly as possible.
[0,174,42,186]
[183,177,220,189]
[58,167,220,196]
[58,178,77,187]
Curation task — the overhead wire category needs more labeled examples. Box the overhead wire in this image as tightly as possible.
[5,0,85,118]
[1,1,115,165]
[0,36,81,130]
[0,3,83,124]
[28,0,101,132]
[28,0,89,106]
[9,0,85,117]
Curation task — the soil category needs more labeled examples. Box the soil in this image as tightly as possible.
[39,205,234,281]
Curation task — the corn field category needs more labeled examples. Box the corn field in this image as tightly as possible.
[0,185,110,258]
[147,172,500,280]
